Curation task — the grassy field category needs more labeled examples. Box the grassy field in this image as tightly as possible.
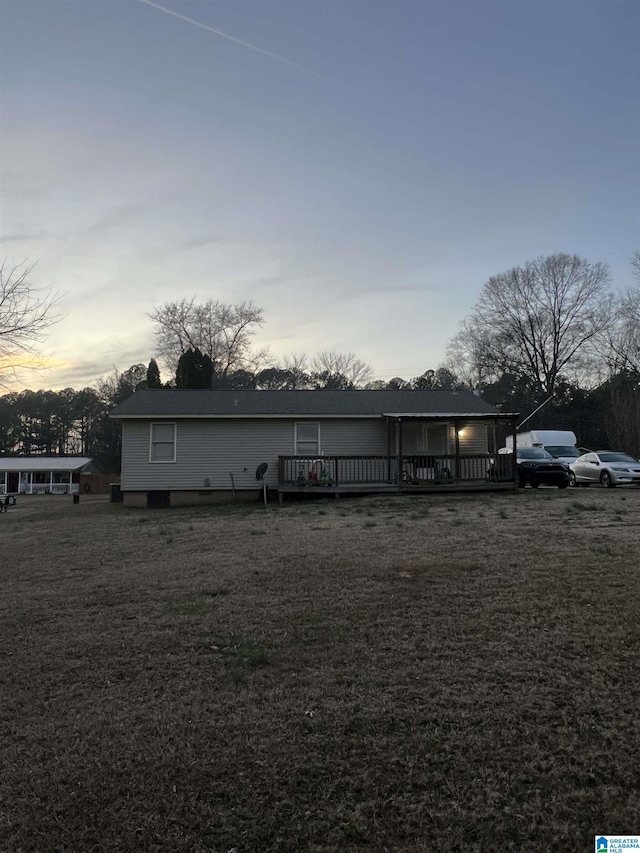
[1,488,639,852]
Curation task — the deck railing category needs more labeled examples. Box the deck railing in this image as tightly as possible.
[5,483,78,495]
[279,455,397,487]
[279,454,516,487]
[489,453,518,483]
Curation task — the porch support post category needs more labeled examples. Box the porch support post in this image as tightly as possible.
[397,418,403,489]
[454,420,461,483]
[511,416,518,485]
[386,417,392,482]
[491,420,498,482]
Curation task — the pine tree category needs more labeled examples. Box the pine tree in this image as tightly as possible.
[146,358,162,389]
[175,348,214,389]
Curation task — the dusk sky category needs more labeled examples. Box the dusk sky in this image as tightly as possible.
[1,0,639,390]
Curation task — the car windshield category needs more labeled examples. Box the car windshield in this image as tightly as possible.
[517,448,552,460]
[598,452,638,463]
[544,445,580,458]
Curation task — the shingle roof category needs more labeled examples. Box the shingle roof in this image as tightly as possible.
[110,389,512,419]
[0,457,94,473]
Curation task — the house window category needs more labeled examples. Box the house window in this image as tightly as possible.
[295,422,320,455]
[150,422,176,462]
[420,424,449,454]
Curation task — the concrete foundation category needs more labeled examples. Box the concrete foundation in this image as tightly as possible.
[122,489,261,508]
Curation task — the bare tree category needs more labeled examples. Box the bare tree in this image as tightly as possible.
[149,298,266,378]
[445,319,499,390]
[310,350,373,388]
[97,364,148,406]
[600,370,640,458]
[600,252,640,375]
[0,259,61,383]
[411,367,463,390]
[276,351,373,389]
[619,287,640,372]
[280,352,312,388]
[446,254,613,396]
[623,251,640,373]
[282,351,310,374]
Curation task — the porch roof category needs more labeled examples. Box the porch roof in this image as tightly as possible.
[383,412,519,419]
[0,457,94,473]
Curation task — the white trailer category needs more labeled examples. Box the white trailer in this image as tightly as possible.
[505,430,580,463]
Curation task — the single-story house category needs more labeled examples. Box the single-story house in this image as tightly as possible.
[109,389,519,507]
[0,457,96,496]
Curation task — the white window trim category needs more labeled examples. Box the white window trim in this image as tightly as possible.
[294,421,321,456]
[149,422,177,463]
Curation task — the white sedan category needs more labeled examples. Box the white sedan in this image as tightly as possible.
[570,451,640,488]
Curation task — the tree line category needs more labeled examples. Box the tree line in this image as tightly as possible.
[0,366,155,472]
[1,362,637,468]
[1,251,639,466]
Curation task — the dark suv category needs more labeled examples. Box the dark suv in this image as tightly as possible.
[516,448,570,489]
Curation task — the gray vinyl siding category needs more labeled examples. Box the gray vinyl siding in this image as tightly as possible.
[120,418,489,491]
[320,418,388,454]
[442,422,486,452]
[452,422,488,454]
[402,422,488,454]
[121,418,389,491]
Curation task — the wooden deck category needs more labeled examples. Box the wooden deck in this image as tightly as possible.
[277,453,517,501]
[277,480,517,502]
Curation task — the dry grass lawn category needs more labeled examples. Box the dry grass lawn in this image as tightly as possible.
[1,488,639,852]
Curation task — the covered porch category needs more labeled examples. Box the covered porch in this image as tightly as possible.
[277,411,518,498]
[0,457,94,495]
[0,470,80,495]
